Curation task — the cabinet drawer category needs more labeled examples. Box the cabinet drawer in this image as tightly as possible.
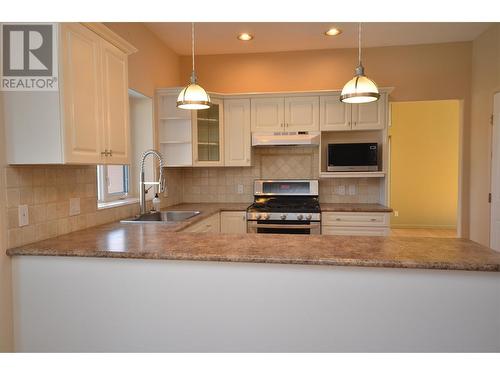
[183,213,220,233]
[322,225,389,236]
[322,212,389,227]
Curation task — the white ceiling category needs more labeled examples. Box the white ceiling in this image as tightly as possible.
[145,22,491,56]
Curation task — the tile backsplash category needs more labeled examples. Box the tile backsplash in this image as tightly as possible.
[181,146,381,204]
[182,146,319,203]
[4,165,183,249]
[3,147,381,248]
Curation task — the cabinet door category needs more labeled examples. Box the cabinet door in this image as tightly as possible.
[250,97,284,132]
[193,98,224,166]
[101,39,130,164]
[183,213,220,233]
[320,95,351,131]
[220,211,247,233]
[224,99,251,166]
[60,23,104,164]
[284,96,319,131]
[352,93,386,131]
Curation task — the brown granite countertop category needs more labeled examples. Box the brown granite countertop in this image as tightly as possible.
[7,216,500,272]
[320,203,393,212]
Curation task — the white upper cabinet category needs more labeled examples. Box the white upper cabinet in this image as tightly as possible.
[284,96,319,131]
[319,92,387,131]
[4,23,136,165]
[251,97,285,132]
[100,39,130,164]
[193,98,224,166]
[320,94,350,131]
[351,92,386,130]
[60,23,103,164]
[224,99,251,167]
[251,96,319,132]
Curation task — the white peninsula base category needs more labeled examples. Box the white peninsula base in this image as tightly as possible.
[11,256,500,352]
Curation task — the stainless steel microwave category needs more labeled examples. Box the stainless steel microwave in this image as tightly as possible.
[327,143,379,172]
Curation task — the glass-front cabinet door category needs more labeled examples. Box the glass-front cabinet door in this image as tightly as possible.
[193,98,224,166]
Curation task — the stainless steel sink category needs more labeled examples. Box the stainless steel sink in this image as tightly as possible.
[120,210,201,224]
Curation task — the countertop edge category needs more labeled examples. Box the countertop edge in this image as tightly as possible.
[7,246,500,273]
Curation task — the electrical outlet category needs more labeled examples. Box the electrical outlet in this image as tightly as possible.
[348,184,357,195]
[18,205,29,227]
[394,210,399,217]
[69,197,80,216]
[335,185,346,195]
[237,184,244,194]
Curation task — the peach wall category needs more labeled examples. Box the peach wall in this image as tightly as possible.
[470,25,500,246]
[179,42,471,100]
[180,42,472,238]
[105,23,180,97]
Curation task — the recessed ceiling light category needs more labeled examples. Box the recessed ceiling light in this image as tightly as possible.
[325,28,342,36]
[237,33,253,41]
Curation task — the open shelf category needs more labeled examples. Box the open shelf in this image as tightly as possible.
[319,171,386,178]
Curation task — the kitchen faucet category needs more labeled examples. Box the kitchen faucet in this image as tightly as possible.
[139,149,166,215]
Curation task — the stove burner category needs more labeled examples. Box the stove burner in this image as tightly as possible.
[248,196,320,213]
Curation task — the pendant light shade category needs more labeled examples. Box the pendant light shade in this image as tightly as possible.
[177,23,211,110]
[177,72,211,110]
[340,23,380,104]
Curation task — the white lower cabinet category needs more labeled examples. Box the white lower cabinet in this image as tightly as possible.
[183,213,220,233]
[220,211,247,234]
[321,212,390,236]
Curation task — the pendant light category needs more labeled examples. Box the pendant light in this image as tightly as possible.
[177,22,211,110]
[340,23,380,104]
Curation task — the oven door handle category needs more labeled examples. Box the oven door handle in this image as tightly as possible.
[249,223,319,229]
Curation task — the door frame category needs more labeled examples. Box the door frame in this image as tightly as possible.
[490,92,500,250]
[388,100,464,237]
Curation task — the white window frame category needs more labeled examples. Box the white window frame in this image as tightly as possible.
[97,165,130,203]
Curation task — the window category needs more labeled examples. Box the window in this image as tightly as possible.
[97,165,130,203]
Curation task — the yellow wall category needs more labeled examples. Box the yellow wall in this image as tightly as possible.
[390,101,460,229]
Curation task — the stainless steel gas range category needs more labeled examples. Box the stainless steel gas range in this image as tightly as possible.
[246,179,321,235]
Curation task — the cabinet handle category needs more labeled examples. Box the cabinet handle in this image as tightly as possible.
[370,218,377,222]
[109,150,113,156]
[101,150,109,157]
[335,218,341,221]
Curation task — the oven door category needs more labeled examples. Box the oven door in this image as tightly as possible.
[247,220,320,235]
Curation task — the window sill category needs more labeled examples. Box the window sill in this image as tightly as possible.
[97,197,140,210]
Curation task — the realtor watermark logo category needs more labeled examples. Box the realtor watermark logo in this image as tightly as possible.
[1,23,58,91]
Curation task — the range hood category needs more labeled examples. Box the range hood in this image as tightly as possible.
[252,131,320,147]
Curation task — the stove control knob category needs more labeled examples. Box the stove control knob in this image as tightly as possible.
[256,214,262,220]
[306,214,313,220]
[297,214,304,221]
[280,214,287,220]
[262,213,270,220]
